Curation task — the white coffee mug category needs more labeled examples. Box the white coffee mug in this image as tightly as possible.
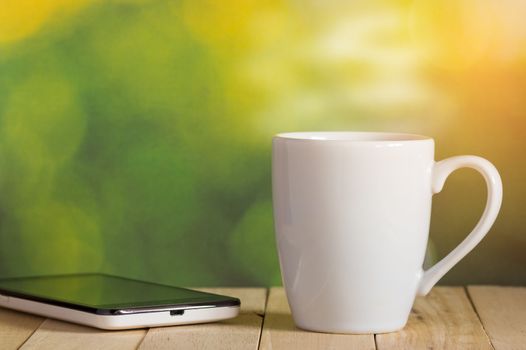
[272,132,502,334]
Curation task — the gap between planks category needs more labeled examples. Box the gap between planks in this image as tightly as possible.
[259,287,376,350]
[3,288,266,350]
[376,287,493,350]
[138,288,267,350]
[20,319,147,350]
[261,287,497,350]
[0,307,45,349]
[3,286,525,350]
[468,285,526,350]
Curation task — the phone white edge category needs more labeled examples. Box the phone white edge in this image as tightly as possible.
[0,294,240,330]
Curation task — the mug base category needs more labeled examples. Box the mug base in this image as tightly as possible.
[294,320,407,335]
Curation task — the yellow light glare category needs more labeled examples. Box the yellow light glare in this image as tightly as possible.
[0,0,92,45]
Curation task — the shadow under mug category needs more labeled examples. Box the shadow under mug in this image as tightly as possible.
[272,132,502,334]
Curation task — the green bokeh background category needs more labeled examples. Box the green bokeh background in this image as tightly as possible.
[0,0,525,286]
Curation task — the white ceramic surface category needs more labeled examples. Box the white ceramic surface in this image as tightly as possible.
[272,132,502,334]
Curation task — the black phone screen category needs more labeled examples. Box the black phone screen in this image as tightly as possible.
[0,274,239,314]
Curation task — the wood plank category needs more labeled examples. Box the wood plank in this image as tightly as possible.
[138,288,266,350]
[20,319,146,350]
[376,287,492,350]
[259,287,375,350]
[0,308,45,350]
[468,286,526,350]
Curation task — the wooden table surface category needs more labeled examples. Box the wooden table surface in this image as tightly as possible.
[1,286,525,349]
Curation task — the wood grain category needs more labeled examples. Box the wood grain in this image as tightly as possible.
[0,308,44,349]
[468,286,526,350]
[376,287,492,350]
[20,319,146,350]
[5,285,524,349]
[138,288,266,350]
[259,287,375,350]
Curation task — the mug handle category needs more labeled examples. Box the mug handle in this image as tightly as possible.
[417,155,503,296]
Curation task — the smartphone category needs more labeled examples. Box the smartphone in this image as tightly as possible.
[0,273,240,330]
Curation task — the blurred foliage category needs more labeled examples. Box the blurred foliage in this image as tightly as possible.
[0,0,525,286]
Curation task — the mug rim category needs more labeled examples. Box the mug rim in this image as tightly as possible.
[274,131,432,143]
